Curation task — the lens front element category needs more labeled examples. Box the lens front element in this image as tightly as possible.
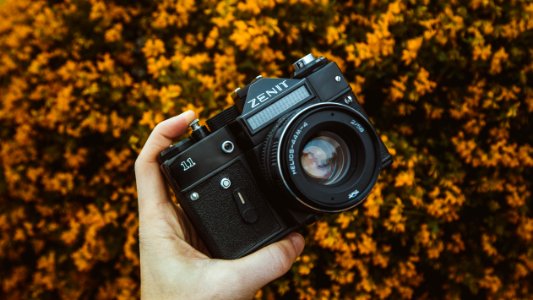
[300,132,350,185]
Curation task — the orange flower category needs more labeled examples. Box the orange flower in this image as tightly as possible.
[142,38,166,58]
[401,37,423,65]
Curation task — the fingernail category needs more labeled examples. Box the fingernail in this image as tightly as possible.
[288,232,305,251]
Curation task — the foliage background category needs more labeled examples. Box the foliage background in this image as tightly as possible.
[0,0,531,299]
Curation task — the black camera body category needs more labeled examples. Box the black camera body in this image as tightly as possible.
[159,54,392,259]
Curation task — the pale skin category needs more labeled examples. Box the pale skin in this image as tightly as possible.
[134,110,305,300]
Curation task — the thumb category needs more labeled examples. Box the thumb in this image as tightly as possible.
[229,233,305,293]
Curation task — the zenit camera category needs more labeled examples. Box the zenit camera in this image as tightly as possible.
[159,54,392,259]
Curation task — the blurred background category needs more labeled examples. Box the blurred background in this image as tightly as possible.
[0,0,531,299]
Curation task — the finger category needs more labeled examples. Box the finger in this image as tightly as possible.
[136,110,196,165]
[227,233,305,294]
[135,110,195,223]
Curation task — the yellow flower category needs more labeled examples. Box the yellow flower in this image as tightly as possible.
[472,43,492,61]
[413,67,437,97]
[142,38,166,58]
[139,111,164,129]
[481,234,498,257]
[336,213,353,229]
[389,76,407,102]
[394,170,415,187]
[104,23,122,43]
[517,217,533,241]
[478,268,502,293]
[489,47,508,74]
[358,234,376,255]
[401,37,423,65]
[384,198,406,233]
[146,56,171,78]
[417,224,431,246]
[159,85,182,112]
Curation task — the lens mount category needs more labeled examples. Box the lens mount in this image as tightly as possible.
[264,102,382,213]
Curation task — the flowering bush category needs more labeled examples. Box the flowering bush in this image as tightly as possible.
[0,0,531,299]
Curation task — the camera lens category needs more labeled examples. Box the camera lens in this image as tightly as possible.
[263,102,382,212]
[300,132,350,185]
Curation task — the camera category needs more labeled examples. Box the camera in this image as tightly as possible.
[159,54,392,259]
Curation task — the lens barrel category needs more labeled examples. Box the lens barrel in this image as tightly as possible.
[263,102,382,212]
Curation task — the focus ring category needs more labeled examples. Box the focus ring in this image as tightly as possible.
[260,113,292,190]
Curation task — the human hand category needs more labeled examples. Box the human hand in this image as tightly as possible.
[134,110,305,300]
